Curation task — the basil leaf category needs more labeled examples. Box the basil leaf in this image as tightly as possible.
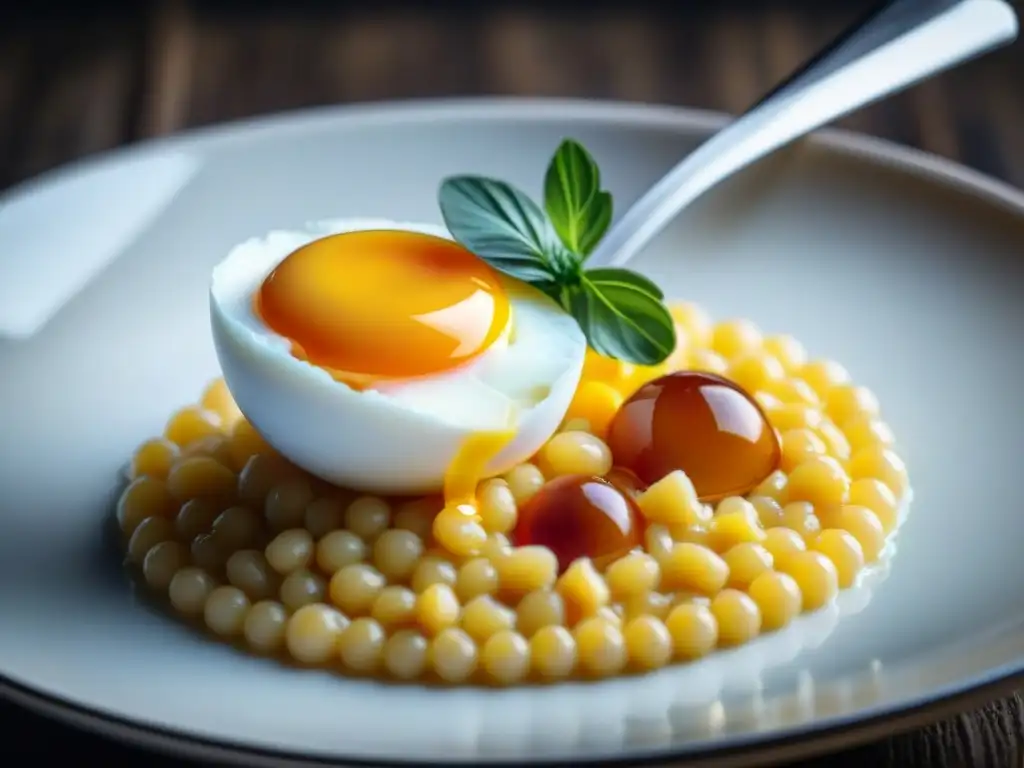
[578,191,612,256]
[439,176,560,282]
[568,277,676,365]
[531,278,564,305]
[544,139,611,257]
[584,266,664,301]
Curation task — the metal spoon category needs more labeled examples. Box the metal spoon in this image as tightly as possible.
[586,0,1018,270]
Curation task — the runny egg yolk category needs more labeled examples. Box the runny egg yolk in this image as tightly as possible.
[256,230,511,386]
[444,429,517,504]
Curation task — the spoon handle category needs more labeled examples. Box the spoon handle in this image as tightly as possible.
[587,0,1018,269]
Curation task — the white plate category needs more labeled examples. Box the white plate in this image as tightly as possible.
[1,99,1023,767]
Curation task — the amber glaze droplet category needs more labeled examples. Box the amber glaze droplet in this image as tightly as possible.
[607,371,781,501]
[514,474,643,573]
[605,467,648,499]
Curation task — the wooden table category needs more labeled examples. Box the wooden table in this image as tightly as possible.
[1,1,1023,765]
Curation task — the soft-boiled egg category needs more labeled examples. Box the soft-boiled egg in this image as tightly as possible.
[210,218,586,495]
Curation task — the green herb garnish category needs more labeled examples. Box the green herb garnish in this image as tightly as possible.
[438,139,675,366]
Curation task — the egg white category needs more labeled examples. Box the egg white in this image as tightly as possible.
[209,218,586,495]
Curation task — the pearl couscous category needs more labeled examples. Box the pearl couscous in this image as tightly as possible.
[116,302,908,686]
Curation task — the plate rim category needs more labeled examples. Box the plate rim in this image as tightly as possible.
[3,96,1024,767]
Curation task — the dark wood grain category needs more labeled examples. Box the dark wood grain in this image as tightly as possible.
[1,1,1023,766]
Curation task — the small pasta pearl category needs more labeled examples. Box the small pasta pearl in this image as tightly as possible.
[265,528,315,575]
[605,552,661,600]
[329,564,386,617]
[143,540,189,592]
[175,498,221,542]
[370,586,418,628]
[556,558,610,621]
[708,500,765,551]
[779,501,822,541]
[778,550,839,612]
[843,444,909,499]
[392,497,439,541]
[168,569,217,618]
[204,586,251,636]
[711,318,762,360]
[670,301,713,347]
[227,420,274,471]
[624,615,672,671]
[416,583,461,636]
[226,549,279,600]
[460,595,516,643]
[529,625,577,680]
[810,529,865,588]
[622,591,674,622]
[432,506,486,558]
[495,546,559,596]
[787,456,850,508]
[574,617,626,677]
[410,557,458,594]
[338,617,386,673]
[165,406,222,447]
[286,603,348,664]
[181,434,234,468]
[536,431,614,478]
[636,470,707,528]
[455,558,499,602]
[477,479,518,534]
[762,334,807,372]
[727,352,785,393]
[373,529,425,582]
[753,470,789,504]
[243,600,288,653]
[237,454,297,506]
[847,478,899,534]
[130,438,179,481]
[723,543,773,589]
[345,496,392,541]
[516,589,566,637]
[384,629,430,680]
[265,479,315,532]
[659,543,729,595]
[304,497,345,539]
[212,506,265,551]
[190,532,228,574]
[800,359,851,398]
[710,589,761,647]
[280,569,327,611]
[825,384,880,426]
[128,516,174,564]
[820,505,886,563]
[430,627,478,683]
[841,415,896,454]
[762,527,807,568]
[200,377,241,426]
[780,429,827,473]
[502,464,545,506]
[316,530,367,574]
[665,603,718,660]
[167,456,236,502]
[748,571,802,631]
[481,630,531,685]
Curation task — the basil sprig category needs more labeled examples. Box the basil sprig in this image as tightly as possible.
[438,139,675,366]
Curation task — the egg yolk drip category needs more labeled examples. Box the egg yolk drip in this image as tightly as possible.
[437,418,517,552]
[256,230,511,387]
[444,430,516,505]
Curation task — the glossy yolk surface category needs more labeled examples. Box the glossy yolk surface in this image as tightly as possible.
[257,230,510,385]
